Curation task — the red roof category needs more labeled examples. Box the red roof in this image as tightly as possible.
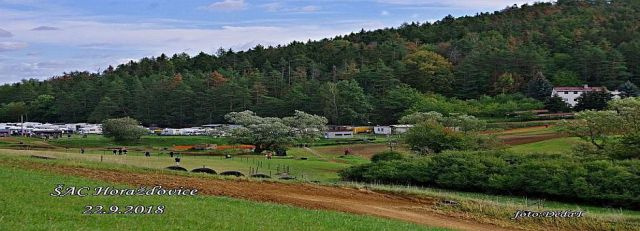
[553,87,605,91]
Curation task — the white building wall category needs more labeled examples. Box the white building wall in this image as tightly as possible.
[324,131,354,139]
[551,89,583,107]
[373,126,392,135]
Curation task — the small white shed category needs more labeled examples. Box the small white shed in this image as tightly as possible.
[324,131,354,139]
[373,126,392,135]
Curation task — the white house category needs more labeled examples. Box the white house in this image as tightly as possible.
[324,131,354,139]
[373,126,392,135]
[79,126,102,135]
[551,85,606,107]
[390,125,414,134]
[161,128,181,136]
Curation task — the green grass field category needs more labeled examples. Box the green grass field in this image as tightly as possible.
[508,137,581,153]
[47,135,229,148]
[0,148,363,182]
[0,164,444,231]
[0,134,378,183]
[2,126,638,230]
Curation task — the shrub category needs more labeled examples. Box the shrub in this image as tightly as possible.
[102,117,148,142]
[340,150,640,209]
[403,122,467,154]
[608,132,640,159]
[574,91,612,111]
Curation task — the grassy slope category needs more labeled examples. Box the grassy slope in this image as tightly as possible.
[0,164,444,231]
[4,126,639,229]
[345,183,640,231]
[0,134,374,182]
[0,148,360,182]
[508,137,581,153]
[2,152,639,230]
[45,134,391,149]
[47,135,229,148]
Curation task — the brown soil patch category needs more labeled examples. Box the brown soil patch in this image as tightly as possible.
[484,126,551,135]
[19,162,517,231]
[314,144,408,159]
[0,137,19,142]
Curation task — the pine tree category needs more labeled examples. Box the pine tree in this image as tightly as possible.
[544,95,570,113]
[617,81,640,98]
[88,97,119,123]
[574,91,612,111]
[525,72,553,101]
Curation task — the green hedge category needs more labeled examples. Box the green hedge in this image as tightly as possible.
[340,151,640,209]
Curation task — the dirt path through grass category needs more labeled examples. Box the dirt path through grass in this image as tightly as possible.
[19,161,516,231]
[303,147,326,159]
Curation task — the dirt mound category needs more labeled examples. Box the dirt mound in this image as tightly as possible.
[192,167,217,174]
[165,166,188,171]
[20,162,516,231]
[219,170,245,177]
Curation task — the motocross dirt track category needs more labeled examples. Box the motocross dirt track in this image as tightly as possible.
[23,162,517,231]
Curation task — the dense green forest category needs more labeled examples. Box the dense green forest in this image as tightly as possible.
[1,0,640,127]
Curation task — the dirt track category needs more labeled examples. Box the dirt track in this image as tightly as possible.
[490,126,566,145]
[23,162,517,231]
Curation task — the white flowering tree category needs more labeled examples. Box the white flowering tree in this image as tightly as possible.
[224,110,327,153]
[399,111,486,132]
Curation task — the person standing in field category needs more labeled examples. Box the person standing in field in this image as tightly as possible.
[174,153,181,166]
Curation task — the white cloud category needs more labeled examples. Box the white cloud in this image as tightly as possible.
[377,0,551,8]
[261,3,320,13]
[200,0,247,11]
[299,5,320,13]
[0,41,27,51]
[0,6,368,82]
[0,28,12,37]
[4,0,539,82]
[261,2,281,12]
[31,26,60,31]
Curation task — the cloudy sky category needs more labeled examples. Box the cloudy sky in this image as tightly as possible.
[0,0,548,84]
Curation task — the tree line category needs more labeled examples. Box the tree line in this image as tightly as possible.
[1,0,640,126]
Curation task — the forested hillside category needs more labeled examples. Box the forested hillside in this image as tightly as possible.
[1,0,639,127]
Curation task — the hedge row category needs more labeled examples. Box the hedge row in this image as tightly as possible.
[340,151,640,209]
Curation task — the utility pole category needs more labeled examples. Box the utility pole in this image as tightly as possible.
[21,115,24,136]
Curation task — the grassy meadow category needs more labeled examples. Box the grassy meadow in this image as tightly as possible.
[1,121,638,231]
[0,163,444,231]
[508,137,581,153]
